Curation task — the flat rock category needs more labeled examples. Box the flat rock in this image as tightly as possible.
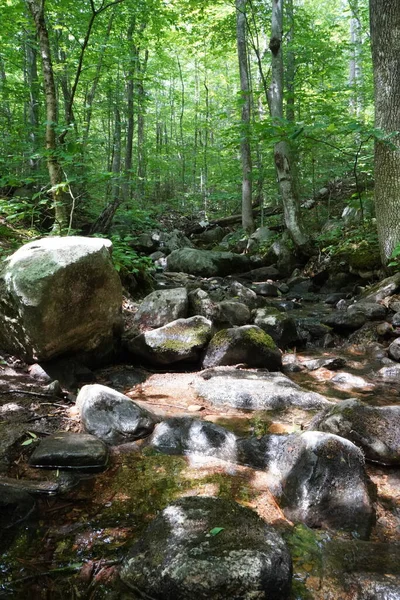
[29,432,109,470]
[196,367,331,411]
[323,310,367,331]
[120,496,292,600]
[76,384,157,445]
[166,248,250,277]
[310,398,400,465]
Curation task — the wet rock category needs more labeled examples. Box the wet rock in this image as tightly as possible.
[76,384,157,445]
[240,431,374,538]
[348,302,387,320]
[0,473,78,496]
[330,372,373,391]
[0,237,122,363]
[376,364,400,381]
[228,280,257,308]
[325,293,346,305]
[376,321,394,338]
[388,337,400,361]
[0,485,36,531]
[196,367,330,410]
[252,282,279,297]
[133,288,189,330]
[323,310,367,331]
[188,288,218,321]
[302,356,346,371]
[149,417,238,462]
[202,326,282,370]
[120,496,292,600]
[29,432,109,470]
[309,399,400,465]
[126,316,213,366]
[166,248,250,277]
[294,317,333,345]
[253,307,300,349]
[215,301,251,326]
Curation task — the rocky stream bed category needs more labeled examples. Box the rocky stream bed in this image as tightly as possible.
[0,237,400,599]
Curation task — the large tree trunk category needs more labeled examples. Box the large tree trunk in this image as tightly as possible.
[268,0,309,251]
[25,0,68,233]
[236,0,255,234]
[25,31,40,170]
[370,1,400,264]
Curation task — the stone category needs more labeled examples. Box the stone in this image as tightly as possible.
[388,337,400,361]
[76,384,157,445]
[188,288,218,321]
[191,226,227,247]
[166,248,250,277]
[240,431,374,538]
[360,272,400,303]
[162,230,194,254]
[330,372,373,391]
[228,280,257,308]
[149,418,238,462]
[126,316,213,366]
[0,237,122,363]
[120,496,292,600]
[302,356,346,371]
[133,288,188,330]
[323,310,366,331]
[29,432,109,470]
[310,399,400,465]
[377,364,400,381]
[252,282,279,297]
[293,317,333,344]
[347,302,387,320]
[0,484,36,533]
[238,265,280,281]
[392,311,400,327]
[253,307,299,349]
[215,301,251,326]
[196,368,331,411]
[202,326,282,370]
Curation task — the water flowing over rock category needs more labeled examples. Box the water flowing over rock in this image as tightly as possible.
[202,326,282,370]
[126,315,213,366]
[196,367,331,410]
[0,237,122,363]
[309,398,400,465]
[76,384,157,445]
[120,496,292,600]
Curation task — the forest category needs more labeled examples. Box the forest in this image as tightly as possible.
[1,1,400,599]
[1,0,397,268]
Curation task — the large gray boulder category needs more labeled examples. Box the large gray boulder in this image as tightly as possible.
[196,367,331,411]
[239,431,375,538]
[76,384,157,445]
[166,247,250,277]
[126,316,213,366]
[120,496,292,600]
[0,237,122,362]
[309,398,400,465]
[202,326,282,370]
[133,288,188,330]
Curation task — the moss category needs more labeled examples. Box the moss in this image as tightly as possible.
[242,326,277,350]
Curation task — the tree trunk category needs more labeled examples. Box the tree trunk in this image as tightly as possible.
[25,0,68,233]
[268,0,309,251]
[370,1,400,264]
[25,31,40,170]
[236,0,255,234]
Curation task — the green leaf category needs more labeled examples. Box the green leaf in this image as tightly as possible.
[21,439,33,446]
[209,527,224,536]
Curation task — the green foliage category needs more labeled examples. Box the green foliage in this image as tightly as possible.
[93,233,154,277]
[316,219,381,270]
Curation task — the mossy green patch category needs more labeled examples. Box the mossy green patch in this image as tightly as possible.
[242,326,277,350]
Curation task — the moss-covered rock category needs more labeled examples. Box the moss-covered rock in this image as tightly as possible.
[202,325,282,370]
[126,315,213,366]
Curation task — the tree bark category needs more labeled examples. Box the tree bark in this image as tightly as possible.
[370,1,400,264]
[25,31,40,169]
[236,0,255,234]
[25,0,68,233]
[268,0,309,251]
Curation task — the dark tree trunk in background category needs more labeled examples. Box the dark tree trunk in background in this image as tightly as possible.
[370,0,400,264]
